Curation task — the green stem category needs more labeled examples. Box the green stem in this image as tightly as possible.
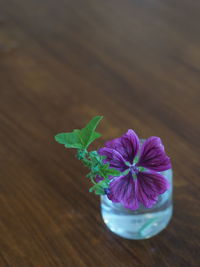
[90,176,97,185]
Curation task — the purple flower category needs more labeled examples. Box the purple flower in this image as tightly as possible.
[98,130,171,210]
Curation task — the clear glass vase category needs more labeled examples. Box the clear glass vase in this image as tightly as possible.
[100,169,173,240]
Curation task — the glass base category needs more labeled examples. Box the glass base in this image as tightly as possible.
[101,169,173,240]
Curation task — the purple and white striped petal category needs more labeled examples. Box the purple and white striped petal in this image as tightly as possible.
[107,172,139,210]
[103,129,139,164]
[98,147,128,172]
[137,137,171,172]
[137,171,170,208]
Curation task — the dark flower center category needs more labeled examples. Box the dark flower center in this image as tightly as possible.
[130,164,139,176]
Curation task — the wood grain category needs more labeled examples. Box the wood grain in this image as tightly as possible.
[0,0,200,266]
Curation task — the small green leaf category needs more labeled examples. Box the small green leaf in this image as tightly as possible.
[98,179,109,188]
[89,184,105,195]
[54,116,103,149]
[99,165,121,178]
[87,132,101,146]
[106,168,121,176]
[100,163,110,170]
[55,132,83,149]
[95,188,105,195]
[89,177,110,195]
[79,116,103,148]
[89,186,105,195]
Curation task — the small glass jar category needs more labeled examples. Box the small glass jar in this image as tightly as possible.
[100,169,173,240]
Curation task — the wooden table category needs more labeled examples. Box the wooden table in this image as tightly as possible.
[0,0,200,266]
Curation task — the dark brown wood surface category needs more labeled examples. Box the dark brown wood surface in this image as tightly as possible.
[0,0,200,266]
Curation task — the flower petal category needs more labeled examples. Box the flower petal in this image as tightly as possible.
[104,129,139,164]
[137,171,170,208]
[107,172,139,210]
[137,137,171,171]
[98,147,127,171]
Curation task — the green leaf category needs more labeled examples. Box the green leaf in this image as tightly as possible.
[55,132,83,149]
[79,116,103,148]
[88,132,101,145]
[105,168,121,176]
[89,181,107,195]
[54,116,103,149]
[100,163,110,170]
[95,188,105,195]
[89,185,105,195]
[99,164,121,178]
[89,177,110,194]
